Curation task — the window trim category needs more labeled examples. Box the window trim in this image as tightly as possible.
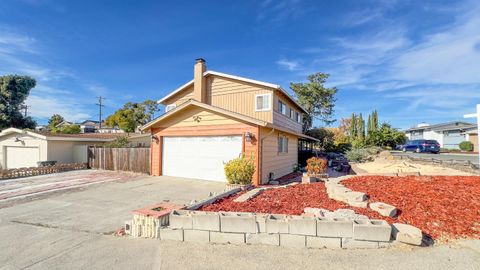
[255,93,272,112]
[277,135,289,154]
[278,100,287,115]
[165,103,177,112]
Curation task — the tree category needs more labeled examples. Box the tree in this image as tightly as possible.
[58,124,81,134]
[48,114,65,131]
[305,127,335,152]
[105,100,159,133]
[349,113,357,138]
[0,75,37,130]
[366,123,406,148]
[290,73,337,132]
[358,113,365,141]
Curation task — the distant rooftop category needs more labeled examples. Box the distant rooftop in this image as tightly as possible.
[405,121,476,132]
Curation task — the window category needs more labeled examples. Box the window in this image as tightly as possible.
[278,135,288,153]
[255,94,271,111]
[278,101,287,115]
[165,103,176,112]
[295,112,301,123]
[290,108,295,119]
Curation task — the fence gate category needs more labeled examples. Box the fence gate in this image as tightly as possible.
[88,147,150,174]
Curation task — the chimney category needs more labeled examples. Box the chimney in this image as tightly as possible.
[193,58,207,103]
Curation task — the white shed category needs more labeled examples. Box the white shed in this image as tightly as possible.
[0,128,117,169]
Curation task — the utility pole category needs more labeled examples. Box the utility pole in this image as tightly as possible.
[464,104,480,167]
[20,104,30,117]
[96,97,105,129]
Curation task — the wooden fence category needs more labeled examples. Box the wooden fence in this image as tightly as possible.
[88,147,150,174]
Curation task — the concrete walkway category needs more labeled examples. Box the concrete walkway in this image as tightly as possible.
[0,171,479,269]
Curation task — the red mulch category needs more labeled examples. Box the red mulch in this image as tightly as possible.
[200,175,480,240]
[342,175,480,240]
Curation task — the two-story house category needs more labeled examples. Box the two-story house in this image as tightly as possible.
[141,59,316,185]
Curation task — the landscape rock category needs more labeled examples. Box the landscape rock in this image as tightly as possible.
[369,202,397,217]
[391,223,423,246]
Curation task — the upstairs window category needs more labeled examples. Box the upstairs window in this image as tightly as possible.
[165,103,176,112]
[295,112,301,123]
[290,108,295,119]
[278,135,288,153]
[255,94,271,111]
[278,101,287,115]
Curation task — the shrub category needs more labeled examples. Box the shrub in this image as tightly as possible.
[351,139,366,149]
[106,136,130,148]
[345,148,369,162]
[365,146,382,155]
[459,141,474,152]
[224,155,255,185]
[306,157,327,175]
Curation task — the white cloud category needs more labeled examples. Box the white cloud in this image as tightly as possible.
[276,59,300,71]
[26,94,91,122]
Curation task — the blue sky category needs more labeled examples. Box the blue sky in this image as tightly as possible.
[1,0,479,129]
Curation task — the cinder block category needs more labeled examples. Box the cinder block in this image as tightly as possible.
[347,201,368,208]
[370,202,397,217]
[192,211,220,231]
[220,212,256,233]
[183,229,210,243]
[256,214,268,233]
[159,228,184,241]
[343,191,367,202]
[391,223,423,246]
[169,210,193,229]
[288,216,316,236]
[353,220,392,242]
[317,218,353,238]
[280,234,306,248]
[306,236,341,249]
[246,233,280,246]
[342,238,379,249]
[266,214,289,234]
[210,232,245,244]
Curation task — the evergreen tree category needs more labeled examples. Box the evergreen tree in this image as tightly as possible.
[358,113,365,140]
[349,113,357,138]
[367,114,372,134]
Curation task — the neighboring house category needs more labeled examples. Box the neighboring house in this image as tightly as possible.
[127,133,151,147]
[54,121,74,129]
[464,128,478,151]
[404,121,476,149]
[0,128,120,170]
[79,120,100,133]
[141,58,317,185]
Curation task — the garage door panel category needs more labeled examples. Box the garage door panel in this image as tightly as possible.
[6,146,40,169]
[162,136,242,182]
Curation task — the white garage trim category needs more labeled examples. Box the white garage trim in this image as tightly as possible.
[162,136,243,182]
[5,146,40,169]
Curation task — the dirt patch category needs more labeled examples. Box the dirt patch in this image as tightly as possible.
[354,158,473,175]
[342,175,480,240]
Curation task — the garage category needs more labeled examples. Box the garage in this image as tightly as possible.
[5,146,40,169]
[162,136,243,181]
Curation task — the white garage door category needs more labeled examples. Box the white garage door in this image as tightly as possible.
[162,136,243,182]
[6,146,40,169]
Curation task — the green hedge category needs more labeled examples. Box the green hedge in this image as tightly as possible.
[459,141,474,152]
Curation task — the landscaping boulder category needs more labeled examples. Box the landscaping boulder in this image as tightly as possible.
[343,191,367,202]
[391,223,423,246]
[369,202,397,217]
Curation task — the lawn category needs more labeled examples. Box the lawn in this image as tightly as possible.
[201,175,480,240]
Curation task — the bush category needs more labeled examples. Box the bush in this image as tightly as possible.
[345,148,369,162]
[459,141,474,152]
[365,146,382,155]
[334,143,351,153]
[224,155,255,185]
[106,136,130,148]
[306,157,327,175]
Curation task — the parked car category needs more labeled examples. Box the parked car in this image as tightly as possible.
[402,140,440,153]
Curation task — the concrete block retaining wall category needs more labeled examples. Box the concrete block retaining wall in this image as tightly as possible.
[157,210,393,249]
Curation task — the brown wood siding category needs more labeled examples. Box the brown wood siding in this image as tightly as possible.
[157,106,239,128]
[207,76,273,123]
[260,127,298,184]
[273,93,303,133]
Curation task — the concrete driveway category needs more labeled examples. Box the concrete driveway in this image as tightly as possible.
[0,170,479,270]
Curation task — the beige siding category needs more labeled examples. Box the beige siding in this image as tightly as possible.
[207,76,273,123]
[157,106,242,128]
[163,85,194,107]
[273,93,303,133]
[47,140,106,164]
[260,127,298,184]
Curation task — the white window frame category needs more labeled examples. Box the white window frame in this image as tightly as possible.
[278,100,287,115]
[165,103,176,112]
[255,93,272,112]
[295,112,301,123]
[290,108,295,119]
[277,135,288,154]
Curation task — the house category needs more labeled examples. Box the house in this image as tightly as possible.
[464,128,478,151]
[0,128,120,169]
[141,58,317,185]
[79,120,100,133]
[404,121,476,149]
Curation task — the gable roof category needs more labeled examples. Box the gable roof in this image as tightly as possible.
[158,70,308,114]
[405,121,476,132]
[141,100,318,141]
[0,128,120,142]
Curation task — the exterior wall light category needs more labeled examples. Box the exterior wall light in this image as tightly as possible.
[245,132,254,142]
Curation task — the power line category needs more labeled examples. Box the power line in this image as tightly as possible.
[95,96,105,129]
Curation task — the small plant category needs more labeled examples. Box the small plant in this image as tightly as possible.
[459,141,474,152]
[292,163,301,172]
[224,155,255,185]
[306,157,327,176]
[345,148,369,162]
